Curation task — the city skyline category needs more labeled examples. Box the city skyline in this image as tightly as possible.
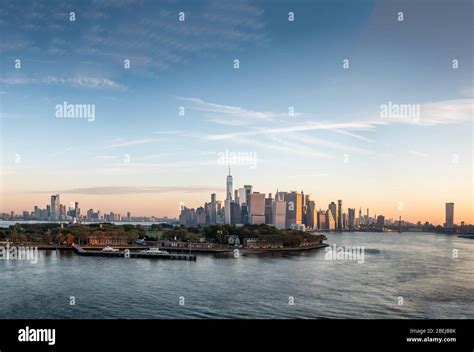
[1,169,469,227]
[1,0,472,224]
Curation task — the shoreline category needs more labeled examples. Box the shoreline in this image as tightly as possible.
[242,243,329,254]
[20,243,330,254]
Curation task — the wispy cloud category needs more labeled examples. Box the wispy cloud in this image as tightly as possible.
[415,99,473,126]
[205,121,384,141]
[153,130,186,135]
[34,185,224,195]
[331,129,375,143]
[0,75,126,91]
[287,133,374,155]
[107,138,154,148]
[177,97,282,123]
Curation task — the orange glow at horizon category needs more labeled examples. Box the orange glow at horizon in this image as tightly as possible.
[1,191,472,225]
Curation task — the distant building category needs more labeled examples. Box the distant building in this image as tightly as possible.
[226,168,233,201]
[75,201,80,219]
[180,206,206,226]
[51,194,60,221]
[272,192,286,229]
[445,203,454,228]
[328,209,336,230]
[224,199,232,225]
[244,185,253,222]
[196,207,206,225]
[318,211,328,230]
[230,202,241,225]
[328,202,336,227]
[88,235,128,246]
[265,193,273,224]
[60,204,66,219]
[243,237,283,249]
[282,191,303,228]
[348,208,355,230]
[238,187,247,207]
[204,202,211,223]
[306,200,317,229]
[376,215,385,231]
[210,193,217,224]
[227,235,240,246]
[240,204,249,224]
[249,192,265,224]
[337,200,342,231]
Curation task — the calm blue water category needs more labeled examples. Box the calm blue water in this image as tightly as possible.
[1,232,473,319]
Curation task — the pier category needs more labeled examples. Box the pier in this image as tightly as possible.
[72,244,196,261]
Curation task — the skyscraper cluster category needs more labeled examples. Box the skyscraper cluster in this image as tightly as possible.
[179,171,377,231]
[29,194,82,222]
[24,195,135,223]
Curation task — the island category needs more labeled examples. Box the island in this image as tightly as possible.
[0,223,328,255]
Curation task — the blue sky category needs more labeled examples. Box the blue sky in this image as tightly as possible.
[0,0,472,223]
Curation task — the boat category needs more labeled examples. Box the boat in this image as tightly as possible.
[140,248,169,255]
[101,246,119,252]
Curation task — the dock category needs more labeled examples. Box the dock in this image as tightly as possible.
[72,244,196,261]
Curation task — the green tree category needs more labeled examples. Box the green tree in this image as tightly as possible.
[42,232,52,244]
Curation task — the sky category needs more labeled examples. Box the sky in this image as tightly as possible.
[0,0,472,224]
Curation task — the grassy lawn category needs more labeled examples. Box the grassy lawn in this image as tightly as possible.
[146,230,165,240]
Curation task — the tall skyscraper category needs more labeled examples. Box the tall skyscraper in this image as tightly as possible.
[238,188,246,206]
[214,201,222,224]
[33,206,40,220]
[348,208,355,230]
[243,185,253,224]
[445,203,454,228]
[50,194,60,221]
[74,201,80,219]
[327,209,336,230]
[376,215,385,231]
[301,190,306,224]
[306,200,317,229]
[283,191,303,228]
[329,202,337,228]
[224,199,231,224]
[249,192,265,224]
[230,202,241,225]
[265,193,273,224]
[272,192,286,229]
[210,193,217,224]
[240,204,249,224]
[318,210,327,230]
[337,200,343,231]
[226,167,233,201]
[244,185,252,204]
